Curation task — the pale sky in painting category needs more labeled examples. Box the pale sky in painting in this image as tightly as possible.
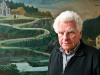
[11,0,100,21]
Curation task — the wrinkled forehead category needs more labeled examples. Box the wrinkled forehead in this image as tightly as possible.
[59,20,76,24]
[58,20,77,26]
[58,21,77,28]
[57,21,78,33]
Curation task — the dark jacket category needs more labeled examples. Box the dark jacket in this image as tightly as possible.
[48,41,100,75]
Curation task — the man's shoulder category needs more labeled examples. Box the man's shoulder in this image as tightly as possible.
[84,44,100,55]
[79,40,100,56]
[50,45,61,56]
[51,45,60,53]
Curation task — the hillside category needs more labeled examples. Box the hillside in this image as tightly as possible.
[82,16,100,41]
[0,25,44,39]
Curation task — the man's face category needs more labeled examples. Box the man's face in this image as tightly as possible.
[57,21,82,53]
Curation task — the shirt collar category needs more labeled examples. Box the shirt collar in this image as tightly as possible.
[59,40,80,55]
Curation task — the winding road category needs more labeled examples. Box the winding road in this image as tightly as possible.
[0,18,50,46]
[0,17,51,72]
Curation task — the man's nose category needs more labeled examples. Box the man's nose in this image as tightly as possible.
[63,33,69,40]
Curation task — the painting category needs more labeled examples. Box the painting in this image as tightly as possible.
[0,0,100,75]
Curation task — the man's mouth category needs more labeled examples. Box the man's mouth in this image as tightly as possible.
[63,42,70,45]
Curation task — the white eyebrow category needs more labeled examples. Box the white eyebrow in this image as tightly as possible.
[68,28,75,32]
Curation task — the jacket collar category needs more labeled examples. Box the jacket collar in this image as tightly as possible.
[74,40,85,57]
[56,44,62,55]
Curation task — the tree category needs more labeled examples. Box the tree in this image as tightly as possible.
[10,64,19,74]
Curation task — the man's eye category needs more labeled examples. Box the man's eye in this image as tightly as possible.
[69,32,73,33]
[59,32,64,34]
[60,32,63,34]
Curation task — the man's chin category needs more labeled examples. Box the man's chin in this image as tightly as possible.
[62,44,71,47]
[62,46,71,51]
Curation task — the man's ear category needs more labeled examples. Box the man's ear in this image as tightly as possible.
[79,31,82,39]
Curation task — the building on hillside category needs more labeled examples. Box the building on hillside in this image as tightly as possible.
[86,37,96,47]
[0,1,10,16]
[96,35,100,49]
[45,11,51,18]
[11,7,26,15]
[46,11,51,15]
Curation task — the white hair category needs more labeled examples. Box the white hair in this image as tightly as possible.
[53,10,83,33]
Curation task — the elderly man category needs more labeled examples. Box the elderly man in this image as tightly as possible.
[48,10,100,75]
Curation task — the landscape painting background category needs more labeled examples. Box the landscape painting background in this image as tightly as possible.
[0,0,100,75]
